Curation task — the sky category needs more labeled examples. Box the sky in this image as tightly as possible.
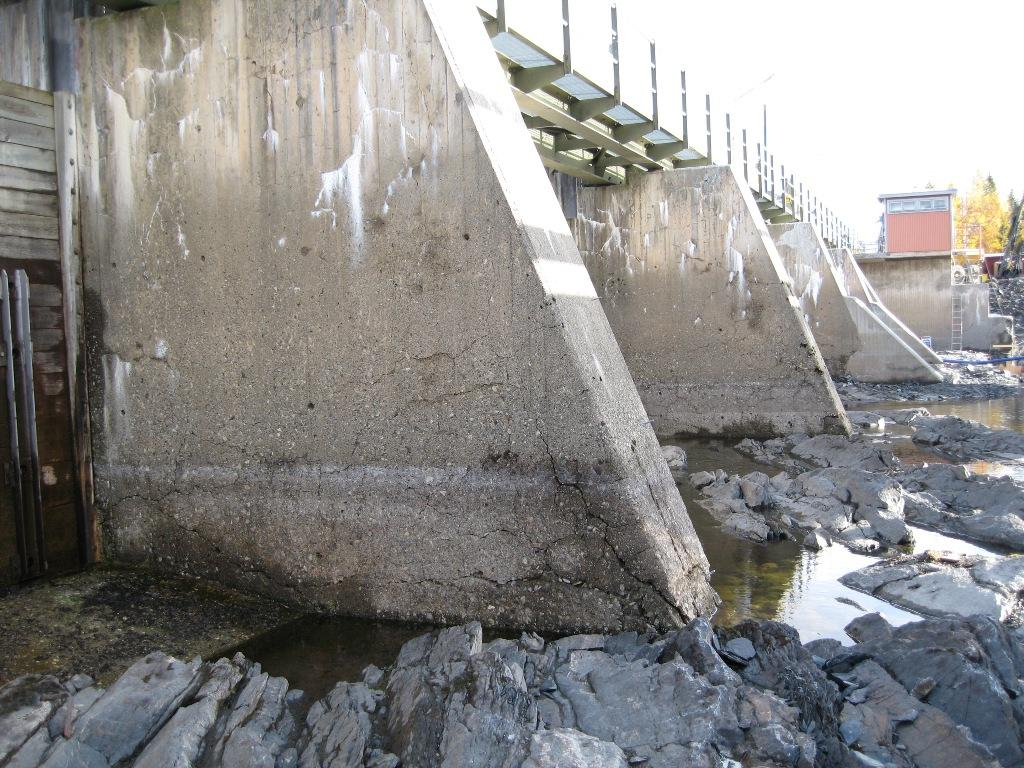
[630,0,1024,246]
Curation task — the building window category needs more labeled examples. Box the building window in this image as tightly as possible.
[887,197,949,214]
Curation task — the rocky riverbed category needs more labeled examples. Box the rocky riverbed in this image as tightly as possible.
[3,612,1023,768]
[687,404,1024,638]
[836,353,1021,405]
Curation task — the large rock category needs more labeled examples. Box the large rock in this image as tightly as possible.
[790,435,896,471]
[913,415,1024,460]
[693,466,911,550]
[839,552,1024,624]
[0,621,823,768]
[831,614,1024,767]
[898,463,1024,551]
[9,615,1024,768]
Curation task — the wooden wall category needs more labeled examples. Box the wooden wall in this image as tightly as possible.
[0,79,87,585]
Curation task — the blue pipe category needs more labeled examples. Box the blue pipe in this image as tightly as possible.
[941,356,1024,365]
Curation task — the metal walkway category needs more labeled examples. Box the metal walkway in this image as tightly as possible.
[477,0,852,248]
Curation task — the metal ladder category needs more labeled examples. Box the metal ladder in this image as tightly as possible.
[951,292,964,352]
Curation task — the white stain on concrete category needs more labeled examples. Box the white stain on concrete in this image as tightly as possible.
[313,134,363,233]
[176,223,190,258]
[724,215,747,311]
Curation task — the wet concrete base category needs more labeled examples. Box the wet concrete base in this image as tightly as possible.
[0,565,297,686]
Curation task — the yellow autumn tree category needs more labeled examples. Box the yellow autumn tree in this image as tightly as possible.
[955,174,1009,252]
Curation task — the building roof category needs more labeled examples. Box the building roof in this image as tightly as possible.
[878,189,957,202]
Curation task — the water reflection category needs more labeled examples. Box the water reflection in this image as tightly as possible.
[226,615,438,699]
[874,397,1024,481]
[669,439,984,643]
[874,394,1024,433]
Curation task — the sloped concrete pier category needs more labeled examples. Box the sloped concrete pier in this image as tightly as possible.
[78,0,716,632]
[769,223,941,383]
[832,247,945,368]
[573,165,850,438]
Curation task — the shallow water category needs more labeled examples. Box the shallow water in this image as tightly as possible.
[874,396,1024,482]
[873,394,1024,433]
[229,615,438,700]
[670,440,935,643]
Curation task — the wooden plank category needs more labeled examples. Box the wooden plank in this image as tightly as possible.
[0,117,55,150]
[0,188,57,218]
[0,164,56,193]
[0,94,54,128]
[54,89,94,566]
[0,142,55,172]
[0,234,59,262]
[0,211,58,240]
[0,81,54,107]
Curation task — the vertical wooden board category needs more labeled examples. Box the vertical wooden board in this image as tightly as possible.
[54,89,92,567]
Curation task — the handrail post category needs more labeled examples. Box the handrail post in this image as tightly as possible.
[610,4,620,102]
[649,40,658,127]
[742,128,748,182]
[725,113,732,166]
[680,71,688,147]
[780,163,786,210]
[756,142,763,195]
[705,93,712,163]
[561,0,571,70]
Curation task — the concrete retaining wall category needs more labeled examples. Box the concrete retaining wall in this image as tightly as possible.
[77,0,716,632]
[572,165,849,438]
[954,283,1014,352]
[768,224,940,383]
[858,255,952,350]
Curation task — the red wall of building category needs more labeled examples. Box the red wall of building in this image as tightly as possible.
[886,210,952,253]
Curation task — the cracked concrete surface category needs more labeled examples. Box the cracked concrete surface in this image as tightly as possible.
[77,0,717,632]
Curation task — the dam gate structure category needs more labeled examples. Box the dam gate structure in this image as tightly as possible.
[0,0,932,631]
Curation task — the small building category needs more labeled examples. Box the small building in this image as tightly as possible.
[878,189,956,257]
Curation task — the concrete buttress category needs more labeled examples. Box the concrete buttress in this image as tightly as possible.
[77,0,717,631]
[769,222,941,384]
[573,165,851,438]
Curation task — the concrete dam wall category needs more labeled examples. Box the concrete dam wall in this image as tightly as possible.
[573,165,850,438]
[77,0,716,632]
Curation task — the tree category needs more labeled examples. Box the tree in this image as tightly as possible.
[1004,191,1024,258]
[955,173,1010,252]
[999,191,1024,256]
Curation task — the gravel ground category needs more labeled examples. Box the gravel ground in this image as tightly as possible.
[0,565,297,686]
